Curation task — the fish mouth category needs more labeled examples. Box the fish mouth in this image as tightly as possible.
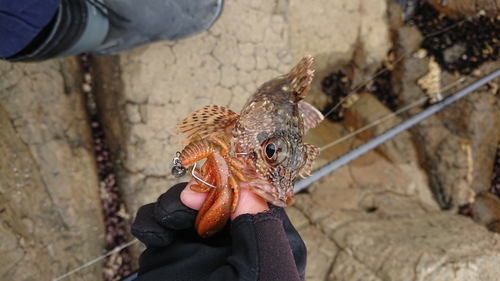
[249,184,295,207]
[246,168,296,207]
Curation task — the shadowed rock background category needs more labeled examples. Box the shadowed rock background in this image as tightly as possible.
[1,0,500,280]
[0,58,105,279]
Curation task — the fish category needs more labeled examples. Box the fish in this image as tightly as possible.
[176,55,323,208]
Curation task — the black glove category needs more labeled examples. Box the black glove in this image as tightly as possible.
[131,182,307,281]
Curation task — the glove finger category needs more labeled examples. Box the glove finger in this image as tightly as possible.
[131,203,174,247]
[153,182,198,230]
[272,205,307,276]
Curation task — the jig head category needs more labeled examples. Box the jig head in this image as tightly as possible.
[171,152,187,178]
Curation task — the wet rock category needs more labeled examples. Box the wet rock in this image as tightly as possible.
[298,226,338,281]
[344,92,418,165]
[329,250,382,281]
[390,10,500,208]
[0,58,105,280]
[293,144,435,235]
[343,92,439,209]
[290,127,500,280]
[439,63,500,193]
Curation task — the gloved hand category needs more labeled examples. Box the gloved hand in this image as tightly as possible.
[131,182,307,281]
[131,183,198,247]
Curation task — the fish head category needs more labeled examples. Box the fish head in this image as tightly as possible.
[233,56,317,207]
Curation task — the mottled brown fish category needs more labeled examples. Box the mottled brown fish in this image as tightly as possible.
[176,55,323,237]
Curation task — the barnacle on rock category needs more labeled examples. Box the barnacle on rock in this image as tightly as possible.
[417,56,443,103]
[428,0,500,19]
[412,0,500,74]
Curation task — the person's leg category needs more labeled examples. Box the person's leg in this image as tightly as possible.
[93,0,223,55]
[0,0,60,59]
[4,0,223,62]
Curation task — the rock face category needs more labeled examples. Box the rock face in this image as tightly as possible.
[330,212,500,281]
[287,3,500,279]
[343,92,438,209]
[290,93,500,280]
[290,137,500,280]
[3,0,500,280]
[0,58,105,280]
[439,65,500,193]
[288,0,390,110]
[389,3,500,208]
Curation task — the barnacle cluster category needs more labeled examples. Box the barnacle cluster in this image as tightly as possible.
[321,70,353,121]
[321,49,399,122]
[412,0,500,74]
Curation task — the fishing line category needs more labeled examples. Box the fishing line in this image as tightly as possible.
[321,54,404,119]
[320,96,428,152]
[322,15,471,120]
[52,239,138,281]
[319,77,466,152]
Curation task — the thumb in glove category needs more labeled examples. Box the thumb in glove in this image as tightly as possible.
[131,182,196,247]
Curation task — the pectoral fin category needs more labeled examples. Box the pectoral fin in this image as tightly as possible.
[299,142,320,178]
[175,105,240,143]
[298,101,324,134]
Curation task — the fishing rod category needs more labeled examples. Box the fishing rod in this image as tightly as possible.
[294,67,500,193]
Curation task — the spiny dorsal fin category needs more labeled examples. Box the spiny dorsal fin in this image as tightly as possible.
[175,105,240,144]
[299,142,320,178]
[298,100,324,134]
[287,55,314,100]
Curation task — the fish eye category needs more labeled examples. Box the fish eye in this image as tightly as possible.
[261,137,288,165]
[265,143,276,158]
